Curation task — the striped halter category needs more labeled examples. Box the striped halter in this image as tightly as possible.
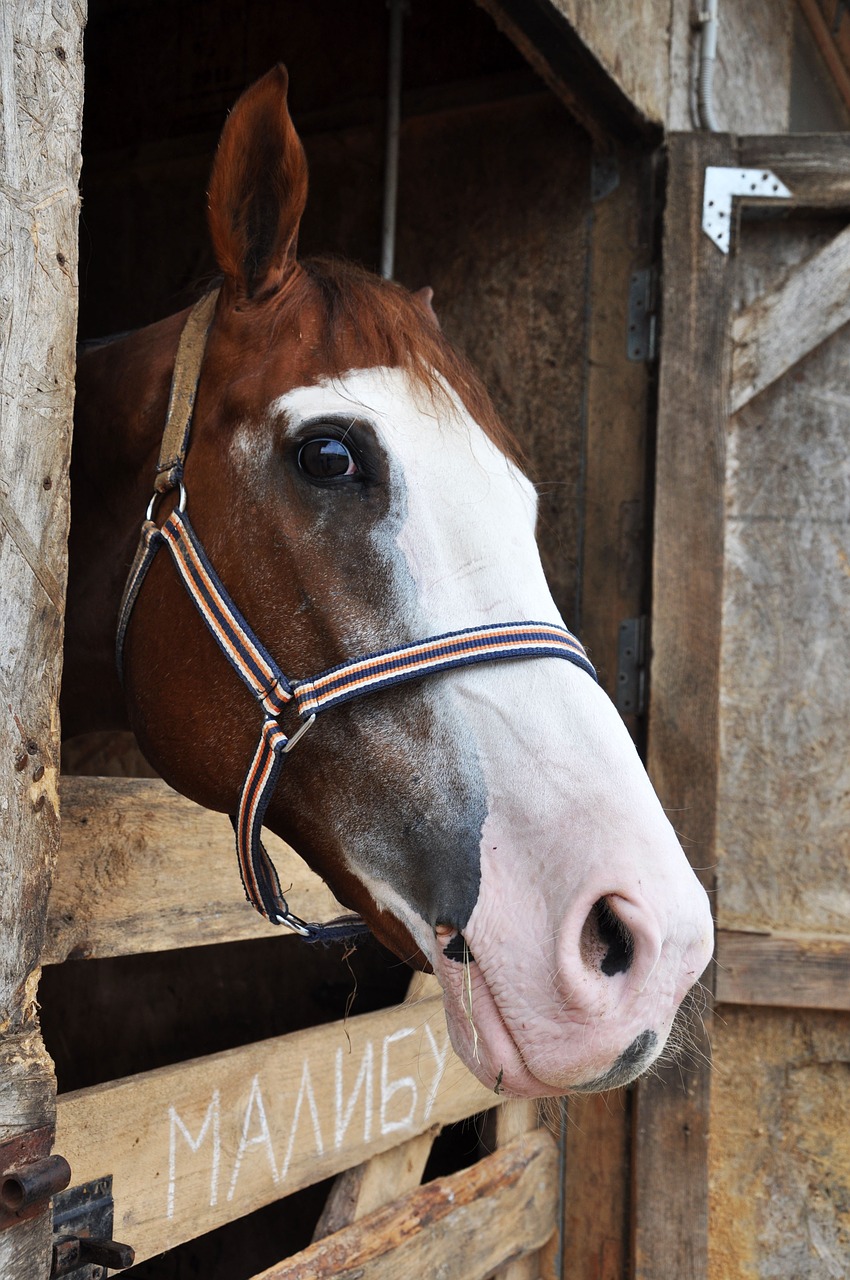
[117,290,597,941]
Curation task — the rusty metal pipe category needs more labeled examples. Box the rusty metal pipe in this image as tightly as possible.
[0,1154,71,1212]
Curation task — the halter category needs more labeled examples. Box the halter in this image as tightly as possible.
[117,289,597,942]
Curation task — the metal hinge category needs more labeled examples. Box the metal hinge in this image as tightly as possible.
[626,267,658,362]
[616,617,647,716]
[51,1176,135,1279]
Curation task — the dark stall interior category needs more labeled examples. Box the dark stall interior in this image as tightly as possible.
[48,3,597,1275]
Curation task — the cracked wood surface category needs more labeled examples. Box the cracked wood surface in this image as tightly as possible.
[0,2,84,1276]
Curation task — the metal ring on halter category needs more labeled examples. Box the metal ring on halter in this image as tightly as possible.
[146,483,188,523]
[272,909,313,936]
[282,713,316,754]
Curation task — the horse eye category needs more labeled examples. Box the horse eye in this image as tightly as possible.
[297,437,359,480]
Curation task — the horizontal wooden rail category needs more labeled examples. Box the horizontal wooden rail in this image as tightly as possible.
[54,993,498,1265]
[46,776,342,962]
[716,929,850,1011]
[252,1130,557,1280]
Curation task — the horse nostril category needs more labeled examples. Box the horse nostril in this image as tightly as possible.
[580,899,635,977]
[443,932,475,964]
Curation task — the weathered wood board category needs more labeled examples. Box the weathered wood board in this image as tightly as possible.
[667,0,792,132]
[55,993,498,1265]
[709,1008,850,1280]
[46,776,343,962]
[719,216,850,938]
[716,931,850,1012]
[0,1,84,1274]
[251,1131,557,1280]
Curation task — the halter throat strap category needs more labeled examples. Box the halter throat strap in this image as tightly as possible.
[117,292,597,942]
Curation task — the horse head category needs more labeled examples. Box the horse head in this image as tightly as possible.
[69,66,713,1097]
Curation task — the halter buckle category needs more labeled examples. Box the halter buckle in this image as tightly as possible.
[282,713,316,754]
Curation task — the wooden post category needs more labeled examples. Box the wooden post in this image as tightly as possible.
[0,2,84,1274]
[633,131,733,1280]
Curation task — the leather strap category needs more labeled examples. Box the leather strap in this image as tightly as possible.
[154,289,220,494]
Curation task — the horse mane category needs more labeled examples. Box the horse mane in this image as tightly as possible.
[277,256,526,469]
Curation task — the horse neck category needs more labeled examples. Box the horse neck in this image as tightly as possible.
[62,311,186,739]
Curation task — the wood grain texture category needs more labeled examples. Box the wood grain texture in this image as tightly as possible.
[580,146,653,700]
[667,0,793,133]
[252,1131,558,1280]
[731,220,850,412]
[737,134,850,207]
[55,993,498,1265]
[493,1100,543,1280]
[0,0,84,1274]
[636,131,735,1280]
[311,973,442,1243]
[46,776,344,962]
[716,930,850,1011]
[719,215,850,937]
[709,1007,850,1280]
[798,0,850,113]
[395,93,592,624]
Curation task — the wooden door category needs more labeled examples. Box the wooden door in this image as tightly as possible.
[640,133,850,1280]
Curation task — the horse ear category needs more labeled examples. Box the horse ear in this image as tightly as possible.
[412,286,441,330]
[208,65,308,301]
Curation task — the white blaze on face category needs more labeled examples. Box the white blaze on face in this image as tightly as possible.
[274,367,713,1097]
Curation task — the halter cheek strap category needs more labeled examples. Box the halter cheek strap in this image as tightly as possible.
[117,292,597,942]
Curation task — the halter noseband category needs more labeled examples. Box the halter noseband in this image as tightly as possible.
[117,290,597,942]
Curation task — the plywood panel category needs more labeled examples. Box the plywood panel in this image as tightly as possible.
[55,993,497,1265]
[396,93,591,622]
[718,218,850,936]
[709,1008,850,1280]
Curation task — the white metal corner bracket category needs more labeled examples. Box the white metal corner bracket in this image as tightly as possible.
[702,167,792,253]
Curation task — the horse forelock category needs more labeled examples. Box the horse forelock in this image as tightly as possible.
[244,256,526,470]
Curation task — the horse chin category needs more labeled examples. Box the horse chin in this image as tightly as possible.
[434,948,667,1099]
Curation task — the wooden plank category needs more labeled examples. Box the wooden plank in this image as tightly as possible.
[730,220,850,412]
[0,1,84,1275]
[737,134,850,207]
[716,930,850,1011]
[797,0,850,114]
[311,973,443,1242]
[493,1100,541,1280]
[481,0,668,129]
[636,130,735,1280]
[580,146,653,712]
[46,776,344,962]
[251,1131,557,1280]
[54,993,498,1266]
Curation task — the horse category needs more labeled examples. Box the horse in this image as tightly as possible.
[62,65,713,1098]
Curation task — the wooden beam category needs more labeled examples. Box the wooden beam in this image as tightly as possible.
[0,2,84,1275]
[716,929,850,1011]
[55,993,498,1266]
[797,0,850,115]
[737,134,850,207]
[46,776,344,963]
[731,220,850,413]
[493,1101,543,1280]
[251,1131,557,1280]
[636,131,736,1280]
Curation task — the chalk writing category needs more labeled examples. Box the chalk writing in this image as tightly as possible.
[164,1015,454,1220]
